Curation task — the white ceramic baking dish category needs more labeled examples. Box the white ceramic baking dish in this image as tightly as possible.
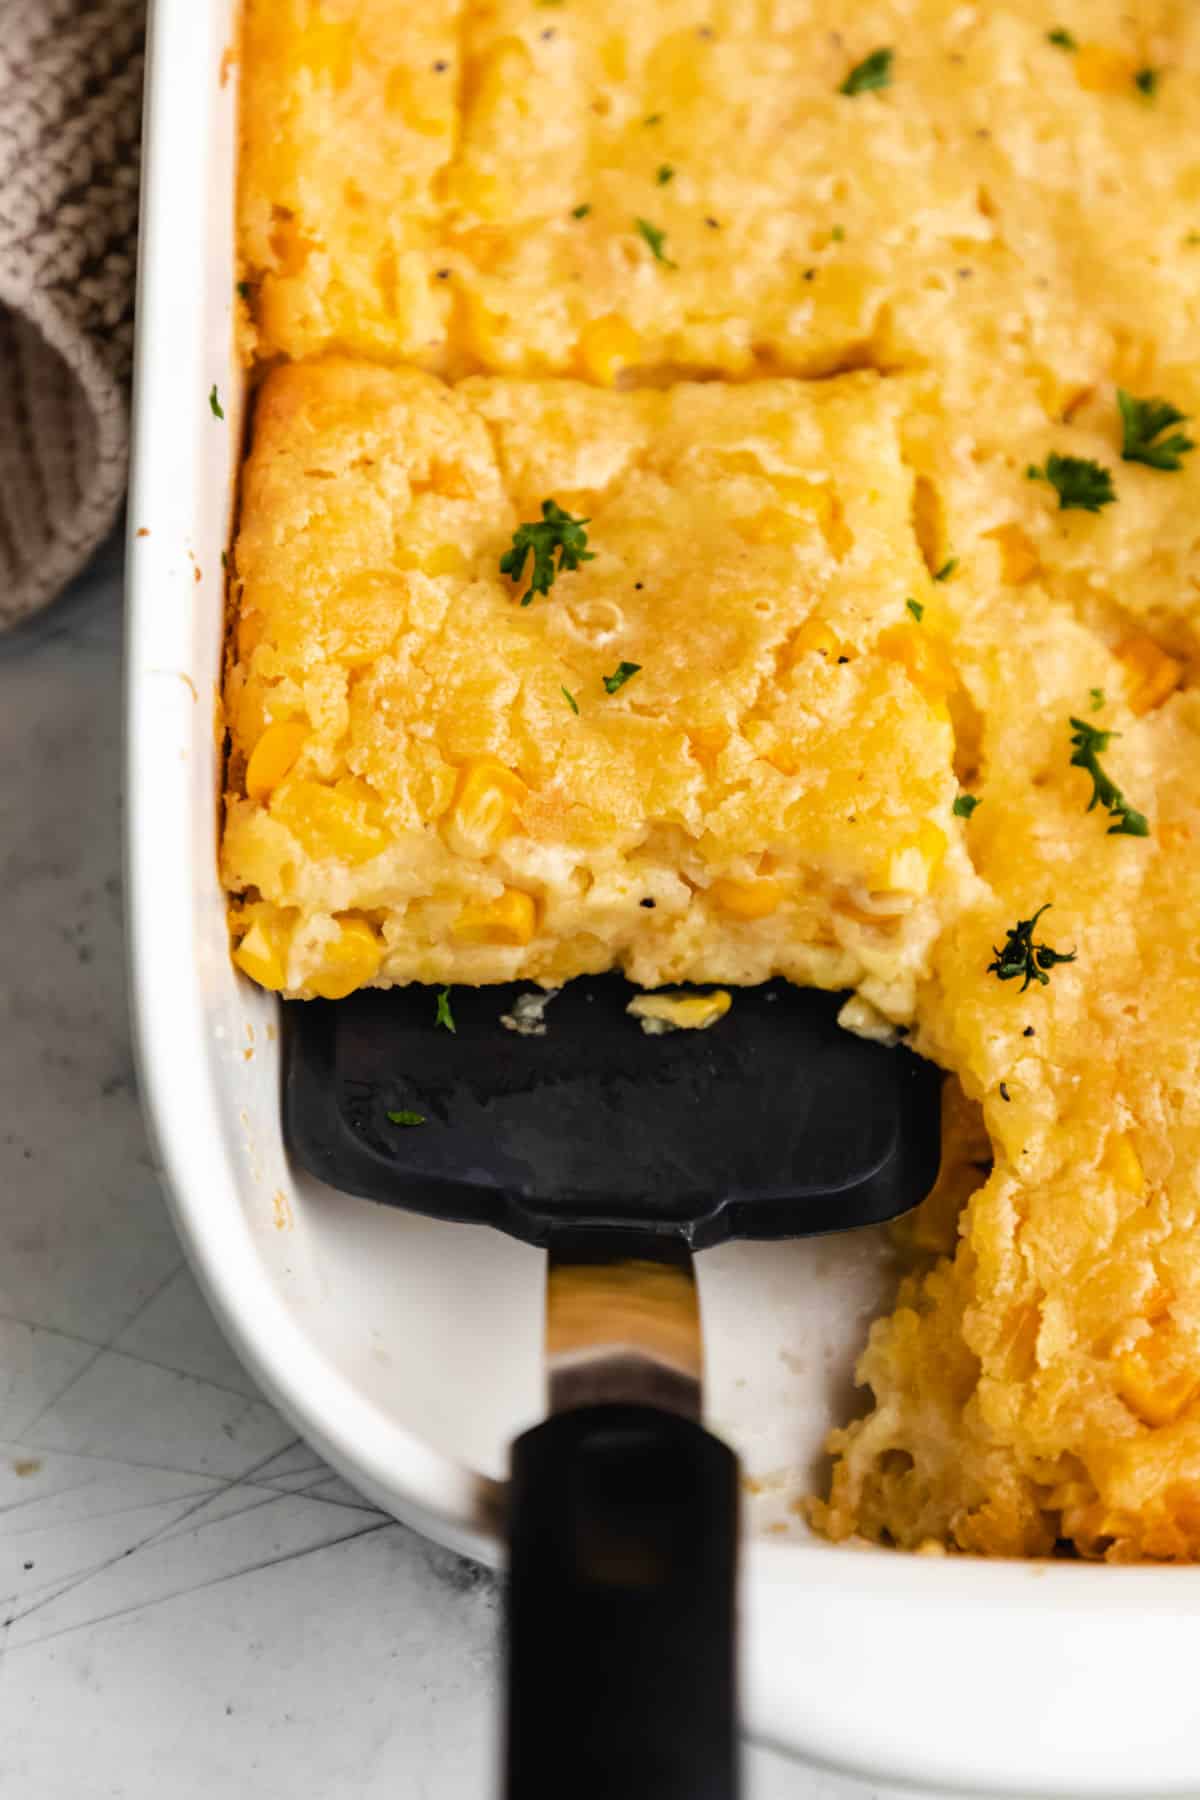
[125,4,1200,1792]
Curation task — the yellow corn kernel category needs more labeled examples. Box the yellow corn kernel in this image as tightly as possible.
[984,523,1040,586]
[236,608,264,659]
[395,542,468,579]
[576,314,641,387]
[711,876,784,919]
[1102,1131,1145,1194]
[293,18,356,88]
[308,918,384,1000]
[878,822,948,897]
[791,615,844,661]
[232,915,291,992]
[273,778,389,865]
[1074,45,1136,93]
[599,34,627,81]
[245,720,308,802]
[452,887,538,946]
[443,758,526,857]
[627,990,732,1034]
[1116,1329,1199,1427]
[384,66,448,136]
[456,284,511,360]
[877,623,958,706]
[1115,634,1183,716]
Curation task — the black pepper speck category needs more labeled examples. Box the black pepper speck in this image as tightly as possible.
[999,1082,1011,1103]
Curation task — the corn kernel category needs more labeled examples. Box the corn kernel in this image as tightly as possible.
[293,18,356,89]
[245,720,308,801]
[443,758,526,857]
[711,876,784,919]
[791,615,844,661]
[1102,1131,1145,1194]
[984,523,1040,585]
[627,990,732,1034]
[1115,634,1183,716]
[395,542,468,578]
[308,917,384,1000]
[1116,1329,1199,1427]
[576,314,641,387]
[877,623,958,705]
[384,66,447,136]
[1074,45,1136,93]
[233,915,291,992]
[452,887,538,946]
[273,778,389,865]
[879,822,948,897]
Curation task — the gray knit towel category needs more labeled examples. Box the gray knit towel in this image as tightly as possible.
[0,0,144,631]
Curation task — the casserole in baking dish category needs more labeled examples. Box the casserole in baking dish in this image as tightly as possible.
[129,0,1200,1789]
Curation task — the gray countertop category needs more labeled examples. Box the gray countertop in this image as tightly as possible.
[0,538,899,1799]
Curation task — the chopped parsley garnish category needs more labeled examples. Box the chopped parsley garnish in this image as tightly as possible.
[953,793,980,818]
[571,202,592,219]
[934,557,959,582]
[635,217,677,268]
[1089,686,1105,711]
[1068,717,1149,836]
[236,281,251,300]
[831,224,845,242]
[1046,27,1077,50]
[500,500,595,603]
[209,384,225,420]
[562,684,580,714]
[839,47,893,95]
[643,112,663,125]
[603,661,642,694]
[987,904,1076,991]
[387,1110,426,1127]
[1027,453,1116,513]
[1117,389,1195,471]
[435,987,457,1033]
[1134,66,1158,98]
[656,164,675,185]
[906,597,924,622]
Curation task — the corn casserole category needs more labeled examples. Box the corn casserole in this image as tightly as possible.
[226,0,1200,1560]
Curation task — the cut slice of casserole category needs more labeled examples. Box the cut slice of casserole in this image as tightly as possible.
[222,359,965,1005]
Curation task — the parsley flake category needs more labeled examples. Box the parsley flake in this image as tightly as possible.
[906,597,924,622]
[1117,389,1195,471]
[656,163,675,185]
[635,217,677,268]
[209,384,225,420]
[1046,27,1077,50]
[934,557,959,582]
[500,500,595,603]
[1089,686,1105,711]
[603,661,642,694]
[643,112,663,126]
[839,47,893,95]
[571,202,592,219]
[236,281,251,301]
[435,988,457,1033]
[987,904,1077,991]
[953,794,980,819]
[562,684,580,715]
[1134,66,1158,98]
[1068,717,1149,836]
[1027,453,1116,513]
[387,1109,426,1127]
[831,224,846,242]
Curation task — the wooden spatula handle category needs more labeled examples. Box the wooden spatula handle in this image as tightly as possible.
[505,1402,740,1800]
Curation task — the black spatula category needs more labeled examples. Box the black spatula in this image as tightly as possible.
[284,976,941,1800]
